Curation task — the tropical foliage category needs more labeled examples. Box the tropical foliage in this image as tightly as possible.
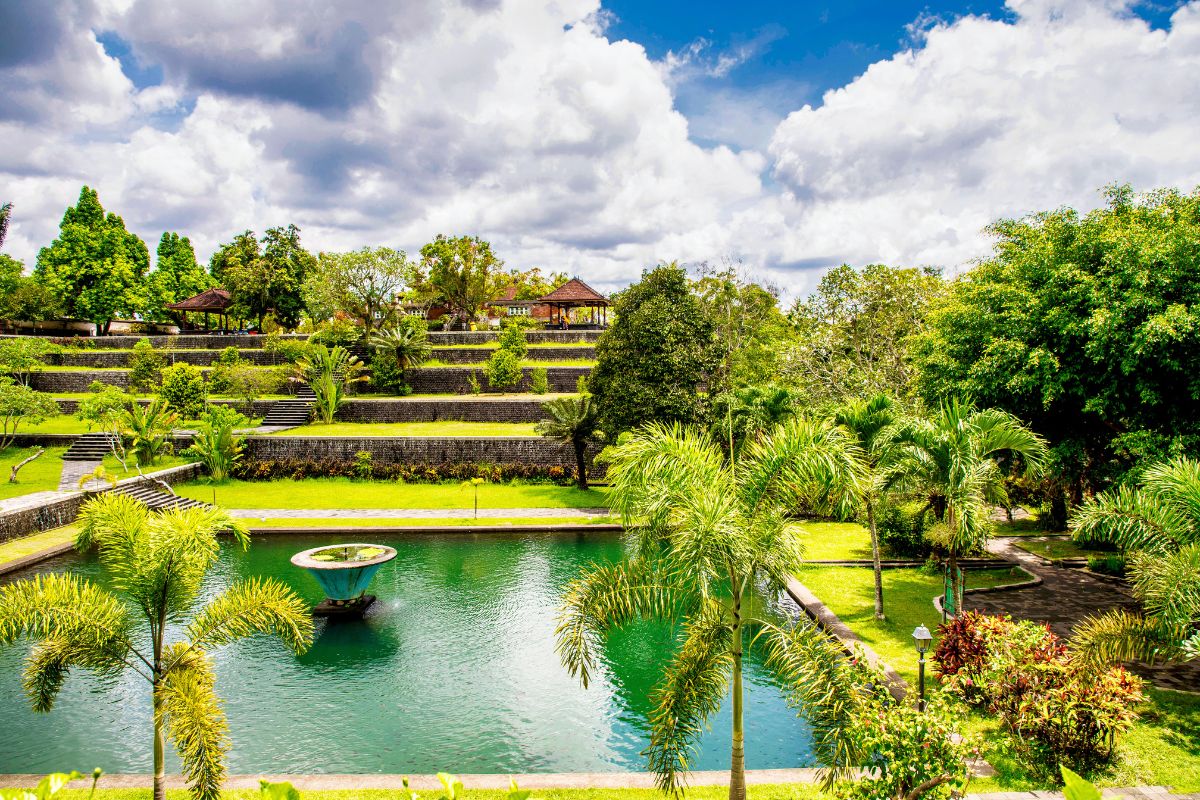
[1070,457,1200,665]
[159,363,207,418]
[420,234,505,324]
[295,344,367,424]
[119,396,178,466]
[535,395,604,490]
[0,495,313,800]
[304,247,415,335]
[184,405,248,482]
[0,377,59,449]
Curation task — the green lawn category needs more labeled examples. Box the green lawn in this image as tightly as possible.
[178,478,609,510]
[0,447,189,500]
[1010,536,1110,560]
[246,516,617,528]
[18,415,96,435]
[794,521,874,561]
[993,517,1057,537]
[791,564,1030,684]
[272,422,541,437]
[0,525,78,565]
[419,359,596,368]
[59,787,822,800]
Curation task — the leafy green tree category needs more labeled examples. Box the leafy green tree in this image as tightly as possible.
[889,399,1048,613]
[912,186,1200,519]
[590,263,717,437]
[34,186,149,333]
[213,226,314,329]
[128,338,165,392]
[556,419,861,799]
[76,381,129,431]
[119,396,177,466]
[0,256,63,322]
[420,234,504,325]
[0,202,10,250]
[833,394,899,621]
[483,349,522,393]
[535,395,605,490]
[0,378,59,448]
[788,263,944,409]
[499,267,567,300]
[149,233,211,321]
[304,247,413,335]
[1070,457,1200,666]
[184,406,248,482]
[159,363,207,418]
[0,496,313,800]
[692,265,792,393]
[295,344,367,424]
[0,338,57,385]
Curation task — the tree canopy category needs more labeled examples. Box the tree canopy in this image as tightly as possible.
[34,186,149,333]
[420,234,504,323]
[212,226,314,329]
[149,232,212,321]
[304,246,414,335]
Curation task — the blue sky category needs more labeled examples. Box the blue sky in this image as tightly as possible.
[3,0,1200,297]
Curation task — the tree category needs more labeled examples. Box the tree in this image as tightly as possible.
[120,397,178,467]
[556,419,861,799]
[368,317,431,393]
[833,394,899,621]
[128,338,165,392]
[889,399,1048,614]
[214,226,314,330]
[483,349,522,393]
[183,406,248,482]
[420,234,504,325]
[498,267,568,300]
[536,395,605,490]
[589,263,717,437]
[0,377,59,449]
[0,255,63,322]
[295,344,367,424]
[710,383,797,457]
[0,202,10,250]
[34,186,149,333]
[0,338,56,385]
[1069,457,1200,666]
[912,186,1200,520]
[0,495,313,800]
[159,363,207,419]
[787,263,944,409]
[149,233,211,321]
[692,264,792,394]
[304,247,413,336]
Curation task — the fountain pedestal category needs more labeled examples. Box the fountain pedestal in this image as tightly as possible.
[290,543,397,618]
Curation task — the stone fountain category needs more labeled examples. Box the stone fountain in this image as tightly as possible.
[290,543,397,617]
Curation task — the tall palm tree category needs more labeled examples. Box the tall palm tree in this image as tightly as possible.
[556,419,862,799]
[295,344,367,424]
[834,394,898,620]
[368,320,432,372]
[1070,457,1200,666]
[0,495,313,800]
[0,202,11,250]
[889,398,1047,615]
[535,395,605,490]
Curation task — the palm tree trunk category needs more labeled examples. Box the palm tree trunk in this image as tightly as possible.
[574,439,589,491]
[152,680,166,800]
[728,588,746,800]
[866,496,885,620]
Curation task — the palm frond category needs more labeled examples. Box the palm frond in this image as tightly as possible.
[1071,486,1190,553]
[183,578,313,657]
[157,644,229,800]
[555,559,694,688]
[1141,458,1200,545]
[1071,608,1190,667]
[1128,545,1200,628]
[645,601,733,795]
[604,423,728,528]
[739,416,864,519]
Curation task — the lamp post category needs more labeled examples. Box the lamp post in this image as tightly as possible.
[912,625,932,712]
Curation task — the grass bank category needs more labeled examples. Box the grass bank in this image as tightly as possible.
[0,446,190,500]
[271,422,540,437]
[246,516,617,528]
[59,787,823,800]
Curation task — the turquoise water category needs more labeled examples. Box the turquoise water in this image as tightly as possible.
[0,531,815,775]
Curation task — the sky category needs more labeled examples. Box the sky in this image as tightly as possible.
[1,0,1198,301]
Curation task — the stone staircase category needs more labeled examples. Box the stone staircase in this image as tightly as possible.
[62,432,118,461]
[113,480,212,513]
[260,385,315,427]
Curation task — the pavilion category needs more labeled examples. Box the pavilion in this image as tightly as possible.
[166,287,234,331]
[538,278,609,329]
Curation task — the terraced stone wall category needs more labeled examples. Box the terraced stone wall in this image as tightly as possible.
[50,349,289,367]
[427,330,602,345]
[407,366,589,394]
[336,398,547,423]
[429,346,594,364]
[243,435,586,467]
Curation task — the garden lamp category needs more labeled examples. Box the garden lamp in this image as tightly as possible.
[912,625,932,711]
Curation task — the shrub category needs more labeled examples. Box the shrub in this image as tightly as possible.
[226,365,286,415]
[576,373,589,395]
[468,370,481,395]
[158,363,207,418]
[263,333,312,364]
[309,317,362,348]
[1087,554,1125,576]
[184,405,247,481]
[127,338,165,392]
[484,349,522,392]
[498,322,528,358]
[76,380,128,431]
[351,450,373,480]
[530,366,549,394]
[230,457,577,484]
[368,350,404,393]
[877,501,935,558]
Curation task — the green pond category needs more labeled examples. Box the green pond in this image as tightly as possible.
[0,531,816,774]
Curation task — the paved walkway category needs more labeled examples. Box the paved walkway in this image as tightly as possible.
[57,459,102,491]
[227,507,612,519]
[965,538,1200,691]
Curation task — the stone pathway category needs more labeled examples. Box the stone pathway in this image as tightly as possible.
[226,507,612,519]
[57,459,102,491]
[965,538,1200,691]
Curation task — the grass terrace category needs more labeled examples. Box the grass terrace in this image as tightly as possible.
[0,446,191,500]
[271,421,541,437]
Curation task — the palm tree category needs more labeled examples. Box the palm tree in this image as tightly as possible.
[369,320,432,371]
[535,395,605,490]
[556,419,862,799]
[121,397,178,466]
[1069,457,1200,666]
[295,344,367,424]
[0,495,313,800]
[834,394,898,621]
[711,383,796,457]
[184,405,247,482]
[889,398,1047,615]
[0,202,11,250]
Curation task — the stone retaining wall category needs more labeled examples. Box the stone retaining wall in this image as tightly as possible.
[407,366,588,394]
[51,398,278,417]
[52,349,289,367]
[56,334,306,350]
[0,463,204,542]
[244,436,584,467]
[337,398,548,423]
[428,330,601,345]
[31,371,131,392]
[429,346,595,364]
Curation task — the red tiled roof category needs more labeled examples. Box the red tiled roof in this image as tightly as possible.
[539,278,609,304]
[166,287,232,311]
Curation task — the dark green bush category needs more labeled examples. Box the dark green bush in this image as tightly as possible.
[128,338,165,392]
[876,501,934,558]
[158,363,207,418]
[230,457,577,485]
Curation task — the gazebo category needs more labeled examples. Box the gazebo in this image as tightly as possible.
[539,278,609,329]
[166,287,234,331]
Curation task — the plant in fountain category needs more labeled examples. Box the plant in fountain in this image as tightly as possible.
[295,344,367,424]
[0,494,313,800]
[556,419,862,800]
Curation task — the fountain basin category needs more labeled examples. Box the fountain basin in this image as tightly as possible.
[290,543,397,615]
